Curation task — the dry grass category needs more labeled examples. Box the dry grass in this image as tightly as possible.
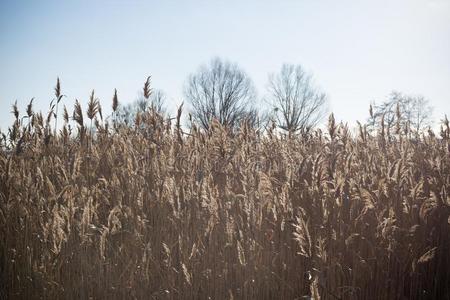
[0,82,449,299]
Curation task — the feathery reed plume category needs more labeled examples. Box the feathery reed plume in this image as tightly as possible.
[55,77,61,99]
[328,113,336,139]
[54,77,64,135]
[73,99,83,126]
[112,89,119,112]
[26,98,34,118]
[395,102,401,134]
[176,102,183,142]
[143,76,152,99]
[11,100,19,119]
[63,105,69,123]
[87,90,99,120]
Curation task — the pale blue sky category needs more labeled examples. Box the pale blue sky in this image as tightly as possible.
[1,0,449,130]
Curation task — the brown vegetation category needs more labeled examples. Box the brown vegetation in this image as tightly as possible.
[0,82,449,299]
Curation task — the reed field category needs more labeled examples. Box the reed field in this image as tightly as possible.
[1,83,449,299]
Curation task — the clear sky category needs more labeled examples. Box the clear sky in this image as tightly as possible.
[1,0,449,130]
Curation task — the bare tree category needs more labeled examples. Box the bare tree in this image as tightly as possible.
[267,64,328,133]
[184,58,256,130]
[371,91,433,134]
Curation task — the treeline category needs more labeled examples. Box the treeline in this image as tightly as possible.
[114,57,434,137]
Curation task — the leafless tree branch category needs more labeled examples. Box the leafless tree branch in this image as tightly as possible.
[184,58,257,130]
[267,64,328,133]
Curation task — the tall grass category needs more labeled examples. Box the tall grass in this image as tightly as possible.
[0,80,449,299]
